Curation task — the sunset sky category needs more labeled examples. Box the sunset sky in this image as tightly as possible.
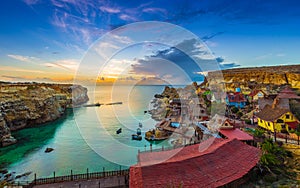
[1,0,300,84]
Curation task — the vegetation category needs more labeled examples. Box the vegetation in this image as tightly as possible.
[244,119,251,124]
[236,111,243,118]
[251,129,297,186]
[253,128,265,138]
[231,106,239,114]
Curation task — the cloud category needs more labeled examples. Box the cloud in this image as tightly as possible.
[7,54,39,63]
[142,7,168,16]
[44,59,79,71]
[119,14,138,21]
[0,66,45,74]
[99,6,120,13]
[1,75,27,80]
[129,39,240,83]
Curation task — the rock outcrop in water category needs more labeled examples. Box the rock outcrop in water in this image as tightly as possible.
[207,65,300,92]
[0,82,89,147]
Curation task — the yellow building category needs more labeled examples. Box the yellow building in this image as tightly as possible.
[256,104,299,132]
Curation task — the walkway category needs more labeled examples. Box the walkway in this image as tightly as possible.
[33,176,127,188]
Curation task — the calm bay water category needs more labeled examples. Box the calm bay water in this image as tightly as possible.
[0,85,172,180]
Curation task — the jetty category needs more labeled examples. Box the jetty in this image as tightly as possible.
[83,102,101,107]
[106,102,123,105]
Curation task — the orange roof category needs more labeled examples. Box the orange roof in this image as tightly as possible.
[219,128,253,141]
[130,138,261,188]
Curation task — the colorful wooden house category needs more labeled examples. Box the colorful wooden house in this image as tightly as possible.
[248,90,266,102]
[256,104,299,132]
[226,92,247,108]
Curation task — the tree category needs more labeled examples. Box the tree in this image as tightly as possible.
[231,106,239,114]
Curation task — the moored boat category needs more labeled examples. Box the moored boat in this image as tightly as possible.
[132,134,142,140]
[116,128,122,134]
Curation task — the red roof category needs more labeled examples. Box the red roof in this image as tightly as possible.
[130,138,261,188]
[286,121,299,130]
[249,90,265,97]
[277,87,300,99]
[227,92,246,103]
[219,128,253,141]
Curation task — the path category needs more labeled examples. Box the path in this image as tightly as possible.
[33,176,128,188]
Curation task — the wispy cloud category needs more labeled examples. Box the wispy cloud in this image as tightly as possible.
[99,6,120,13]
[7,54,39,63]
[119,14,138,21]
[44,59,79,71]
[0,66,45,73]
[2,75,28,80]
[142,7,167,16]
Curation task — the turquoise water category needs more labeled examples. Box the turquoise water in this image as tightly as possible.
[0,85,172,180]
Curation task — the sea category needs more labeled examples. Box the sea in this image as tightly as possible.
[0,85,176,180]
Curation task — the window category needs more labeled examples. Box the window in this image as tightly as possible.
[286,114,290,119]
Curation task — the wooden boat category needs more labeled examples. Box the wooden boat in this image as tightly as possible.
[116,128,122,134]
[132,134,142,141]
[145,136,168,141]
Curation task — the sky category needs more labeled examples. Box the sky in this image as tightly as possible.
[0,0,300,84]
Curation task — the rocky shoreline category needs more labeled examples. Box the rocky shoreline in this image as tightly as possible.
[0,82,89,147]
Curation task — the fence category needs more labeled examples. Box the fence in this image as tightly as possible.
[12,168,129,187]
[266,132,300,145]
[138,139,205,154]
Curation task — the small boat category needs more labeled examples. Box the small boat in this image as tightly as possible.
[132,134,142,141]
[139,122,143,128]
[116,128,122,134]
[137,128,141,135]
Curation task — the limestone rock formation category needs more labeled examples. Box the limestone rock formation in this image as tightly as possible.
[0,82,89,147]
[207,65,300,92]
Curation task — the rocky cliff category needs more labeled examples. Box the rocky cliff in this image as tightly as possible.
[207,65,300,92]
[0,83,89,146]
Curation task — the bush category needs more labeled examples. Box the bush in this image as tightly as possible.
[231,106,239,113]
[237,111,243,118]
[245,119,251,124]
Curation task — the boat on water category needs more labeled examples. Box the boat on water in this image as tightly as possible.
[132,134,142,141]
[116,128,122,134]
[144,129,169,141]
[137,128,141,135]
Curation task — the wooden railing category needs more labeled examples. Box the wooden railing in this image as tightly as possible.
[12,168,129,187]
